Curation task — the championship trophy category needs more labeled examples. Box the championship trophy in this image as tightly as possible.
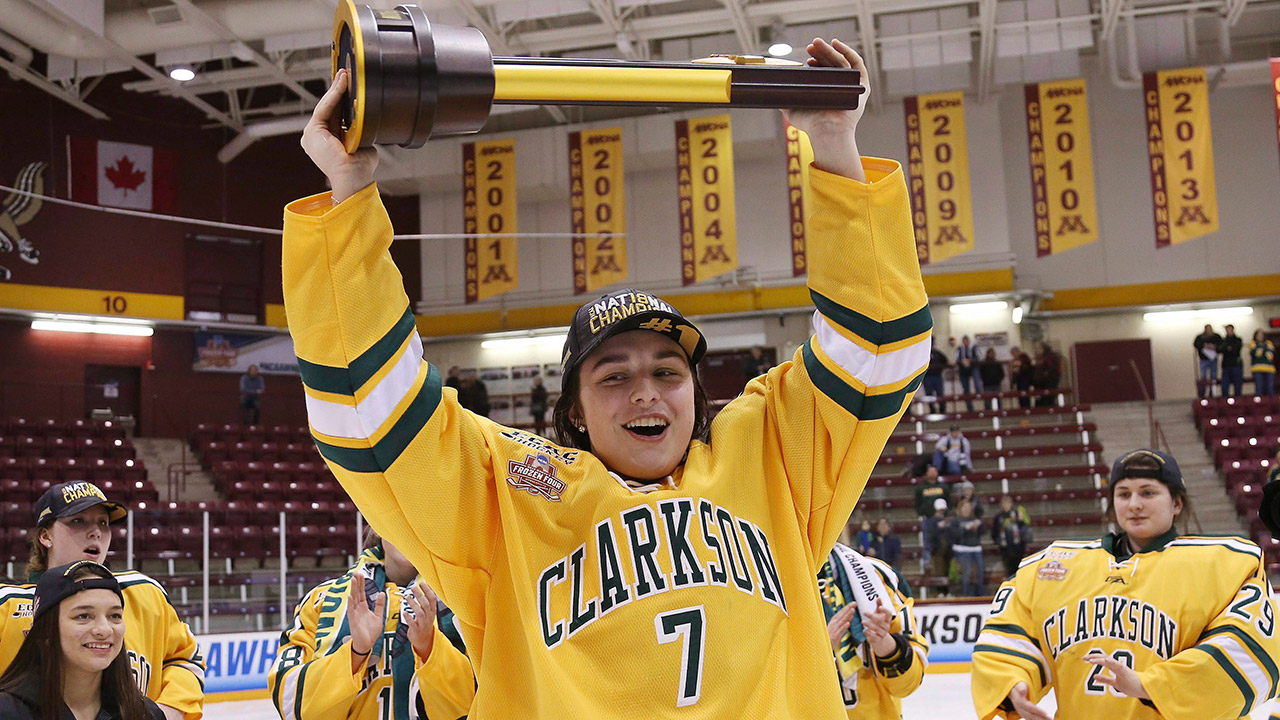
[332,0,867,150]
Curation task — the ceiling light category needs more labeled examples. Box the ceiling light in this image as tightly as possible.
[764,19,792,57]
[1142,306,1253,322]
[169,65,195,82]
[32,319,154,337]
[1011,306,1024,324]
[949,301,1009,315]
[480,334,567,350]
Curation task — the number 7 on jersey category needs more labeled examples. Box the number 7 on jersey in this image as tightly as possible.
[655,606,706,707]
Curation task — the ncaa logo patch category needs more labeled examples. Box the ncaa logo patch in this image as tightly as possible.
[507,453,565,502]
[1037,560,1068,581]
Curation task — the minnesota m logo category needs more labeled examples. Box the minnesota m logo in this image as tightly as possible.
[700,244,730,264]
[1055,214,1090,236]
[1174,205,1212,226]
[933,225,968,246]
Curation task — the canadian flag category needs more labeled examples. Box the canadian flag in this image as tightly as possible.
[67,137,177,212]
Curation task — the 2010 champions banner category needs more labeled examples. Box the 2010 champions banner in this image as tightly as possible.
[569,128,627,294]
[903,92,976,265]
[1143,67,1219,248]
[463,138,518,303]
[676,114,737,285]
[1025,79,1099,257]
[784,124,814,277]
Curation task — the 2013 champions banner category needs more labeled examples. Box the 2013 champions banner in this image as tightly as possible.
[1025,79,1099,257]
[463,138,518,303]
[569,128,627,294]
[903,92,976,265]
[1143,67,1219,248]
[784,124,814,277]
[676,114,737,285]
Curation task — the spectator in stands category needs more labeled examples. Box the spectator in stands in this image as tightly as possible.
[1032,342,1062,407]
[1250,329,1276,396]
[1193,324,1223,398]
[529,375,549,436]
[955,336,981,411]
[991,494,1032,576]
[742,346,772,379]
[922,498,952,576]
[239,364,265,425]
[979,348,1005,404]
[951,478,983,519]
[1220,324,1244,397]
[0,482,203,720]
[269,530,475,720]
[947,499,986,596]
[932,425,973,475]
[1010,347,1035,409]
[445,366,463,393]
[875,518,902,568]
[923,339,949,414]
[913,465,949,561]
[459,377,491,418]
[818,542,927,718]
[0,561,165,720]
[855,519,877,556]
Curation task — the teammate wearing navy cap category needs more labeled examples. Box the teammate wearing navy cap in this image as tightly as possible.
[0,483,205,720]
[973,450,1280,720]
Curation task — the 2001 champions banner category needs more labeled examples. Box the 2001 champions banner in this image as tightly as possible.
[676,114,737,285]
[463,138,518,303]
[569,128,627,294]
[1024,79,1099,256]
[903,92,976,265]
[1143,67,1219,248]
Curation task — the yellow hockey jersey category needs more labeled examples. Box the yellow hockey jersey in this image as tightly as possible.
[818,545,928,719]
[972,530,1280,720]
[280,159,930,718]
[0,569,205,719]
[268,553,475,720]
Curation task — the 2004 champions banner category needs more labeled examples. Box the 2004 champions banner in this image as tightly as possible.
[1143,67,1219,248]
[463,138,518,303]
[676,114,737,285]
[1024,79,1099,256]
[569,128,627,294]
[903,92,976,265]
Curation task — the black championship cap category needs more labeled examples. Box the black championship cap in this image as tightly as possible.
[1109,449,1186,493]
[34,481,127,527]
[561,288,707,380]
[32,561,123,622]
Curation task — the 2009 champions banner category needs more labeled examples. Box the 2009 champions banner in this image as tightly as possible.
[569,128,627,294]
[676,115,737,285]
[1025,79,1098,256]
[1143,67,1219,248]
[903,92,976,265]
[463,138,518,303]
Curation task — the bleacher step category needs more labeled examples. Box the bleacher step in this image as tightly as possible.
[131,437,221,503]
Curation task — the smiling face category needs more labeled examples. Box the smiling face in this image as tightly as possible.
[59,588,125,675]
[1112,478,1182,548]
[42,506,112,567]
[574,330,696,481]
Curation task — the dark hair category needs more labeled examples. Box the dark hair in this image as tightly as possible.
[1107,452,1201,534]
[27,531,49,577]
[0,565,150,720]
[552,363,711,454]
[361,524,381,552]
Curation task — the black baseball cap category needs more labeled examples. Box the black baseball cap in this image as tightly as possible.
[32,561,123,622]
[1109,449,1185,493]
[34,481,127,527]
[561,288,706,380]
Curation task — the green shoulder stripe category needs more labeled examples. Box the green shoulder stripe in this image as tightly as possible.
[802,339,923,422]
[314,363,443,473]
[983,623,1042,650]
[973,644,1047,686]
[298,306,417,396]
[810,290,932,346]
[1193,644,1254,716]
[1199,626,1280,698]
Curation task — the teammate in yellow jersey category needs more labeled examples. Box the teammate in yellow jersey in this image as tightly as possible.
[269,531,474,720]
[972,449,1280,720]
[284,38,930,718]
[0,482,204,720]
[819,543,928,718]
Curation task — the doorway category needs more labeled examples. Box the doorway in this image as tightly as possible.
[1071,338,1154,404]
[84,364,142,424]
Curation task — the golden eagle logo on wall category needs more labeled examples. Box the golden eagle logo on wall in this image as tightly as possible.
[0,161,46,281]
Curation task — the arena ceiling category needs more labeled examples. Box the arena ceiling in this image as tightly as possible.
[3,0,1280,160]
